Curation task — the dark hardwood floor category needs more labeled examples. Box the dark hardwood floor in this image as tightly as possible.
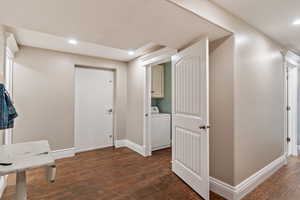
[2,147,299,200]
[243,156,300,200]
[2,147,223,200]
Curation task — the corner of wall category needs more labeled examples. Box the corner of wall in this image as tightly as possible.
[209,33,235,186]
[125,60,145,146]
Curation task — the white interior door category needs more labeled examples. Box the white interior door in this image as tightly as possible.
[172,38,210,199]
[75,67,114,153]
[287,66,298,156]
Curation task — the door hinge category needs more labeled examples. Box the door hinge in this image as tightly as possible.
[287,137,291,143]
[287,106,291,111]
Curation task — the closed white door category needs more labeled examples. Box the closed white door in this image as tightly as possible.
[75,67,114,153]
[172,38,210,199]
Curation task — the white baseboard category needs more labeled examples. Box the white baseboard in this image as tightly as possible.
[152,144,171,151]
[51,148,75,160]
[75,144,113,154]
[210,155,286,200]
[210,177,235,200]
[115,140,127,148]
[0,176,7,199]
[115,139,146,157]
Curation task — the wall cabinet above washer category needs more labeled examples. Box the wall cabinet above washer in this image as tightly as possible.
[151,65,164,98]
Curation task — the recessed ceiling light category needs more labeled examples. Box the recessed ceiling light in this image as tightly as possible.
[128,50,135,55]
[68,39,78,45]
[293,19,300,26]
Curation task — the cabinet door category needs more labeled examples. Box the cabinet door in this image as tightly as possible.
[151,65,164,98]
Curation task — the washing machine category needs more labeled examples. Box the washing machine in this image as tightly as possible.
[151,106,171,151]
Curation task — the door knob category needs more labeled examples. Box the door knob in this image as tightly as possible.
[199,125,211,130]
[107,108,113,113]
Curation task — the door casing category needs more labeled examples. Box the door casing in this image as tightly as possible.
[142,48,177,156]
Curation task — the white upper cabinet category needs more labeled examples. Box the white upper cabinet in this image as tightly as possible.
[151,65,164,98]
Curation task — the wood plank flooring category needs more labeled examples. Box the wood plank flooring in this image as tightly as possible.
[2,147,299,200]
[3,147,223,200]
[243,156,300,200]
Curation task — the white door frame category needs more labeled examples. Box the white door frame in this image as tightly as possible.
[145,59,171,155]
[74,65,117,152]
[287,66,298,156]
[284,51,300,158]
[140,47,177,156]
[4,33,19,145]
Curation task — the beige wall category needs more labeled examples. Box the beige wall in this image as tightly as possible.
[233,31,284,185]
[126,60,145,145]
[170,0,285,186]
[209,36,235,185]
[13,46,127,151]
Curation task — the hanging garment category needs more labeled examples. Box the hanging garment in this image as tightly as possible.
[0,84,18,129]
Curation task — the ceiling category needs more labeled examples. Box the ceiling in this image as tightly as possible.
[6,26,161,62]
[211,0,300,55]
[0,0,231,61]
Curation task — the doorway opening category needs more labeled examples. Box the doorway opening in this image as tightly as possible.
[285,51,300,157]
[149,61,172,153]
[74,66,116,153]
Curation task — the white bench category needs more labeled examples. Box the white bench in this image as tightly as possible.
[0,140,56,200]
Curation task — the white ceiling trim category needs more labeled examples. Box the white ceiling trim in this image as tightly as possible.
[136,47,177,66]
[286,51,300,66]
[5,32,19,55]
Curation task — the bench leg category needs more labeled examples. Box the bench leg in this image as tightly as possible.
[46,165,56,183]
[16,171,27,200]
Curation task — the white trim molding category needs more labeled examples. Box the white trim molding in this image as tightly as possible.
[51,148,75,160]
[210,155,286,200]
[115,139,146,157]
[286,51,300,66]
[115,140,127,148]
[5,32,19,56]
[297,145,300,154]
[210,177,235,200]
[136,47,177,66]
[75,145,113,154]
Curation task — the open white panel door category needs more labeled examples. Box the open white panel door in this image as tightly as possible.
[172,38,209,199]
